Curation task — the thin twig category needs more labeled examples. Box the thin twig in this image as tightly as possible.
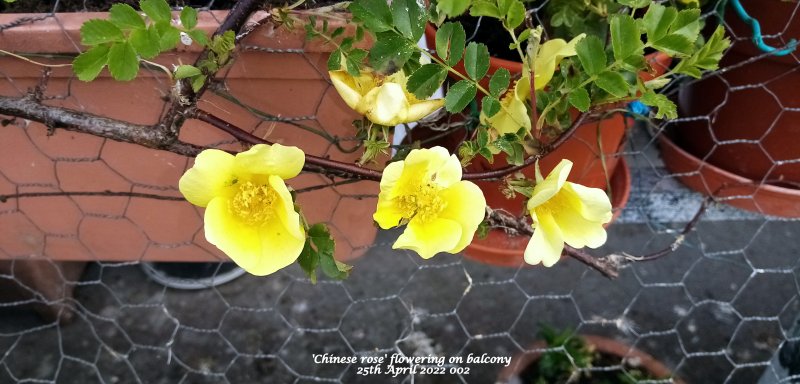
[0,191,184,203]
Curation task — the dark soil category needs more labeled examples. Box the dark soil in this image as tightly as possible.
[459,15,523,62]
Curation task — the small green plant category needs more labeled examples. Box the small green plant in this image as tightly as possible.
[73,0,208,81]
[529,326,654,384]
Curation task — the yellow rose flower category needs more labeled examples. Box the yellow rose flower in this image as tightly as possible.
[329,69,445,126]
[481,34,585,135]
[179,144,306,276]
[525,159,613,267]
[374,147,486,259]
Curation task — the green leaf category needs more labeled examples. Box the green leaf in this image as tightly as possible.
[673,25,730,78]
[503,0,525,29]
[407,64,448,99]
[140,0,172,23]
[476,126,489,147]
[308,224,352,280]
[72,45,110,81]
[107,41,139,81]
[488,68,510,97]
[567,88,590,112]
[481,95,501,117]
[129,27,161,59]
[642,3,676,42]
[610,14,643,61]
[180,6,198,30]
[435,22,466,67]
[297,239,319,284]
[191,74,206,92]
[391,0,426,41]
[463,42,489,80]
[575,35,606,76]
[651,34,694,57]
[670,9,701,42]
[445,80,477,113]
[469,0,501,18]
[109,3,145,30]
[644,77,670,89]
[188,29,209,46]
[640,90,677,119]
[345,48,368,77]
[369,31,416,71]
[80,19,124,46]
[349,0,393,33]
[327,49,343,71]
[618,0,649,8]
[437,0,471,18]
[155,21,181,51]
[174,64,201,79]
[595,71,629,98]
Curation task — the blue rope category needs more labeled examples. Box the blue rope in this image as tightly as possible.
[728,0,798,56]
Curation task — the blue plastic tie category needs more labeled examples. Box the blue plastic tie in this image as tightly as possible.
[728,0,798,56]
[626,100,650,117]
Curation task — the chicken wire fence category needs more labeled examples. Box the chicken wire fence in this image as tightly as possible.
[0,0,799,383]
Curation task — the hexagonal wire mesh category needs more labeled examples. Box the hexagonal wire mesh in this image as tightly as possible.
[0,0,799,383]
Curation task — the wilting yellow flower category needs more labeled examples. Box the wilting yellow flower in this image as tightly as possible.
[179,144,306,276]
[374,147,486,259]
[481,34,585,135]
[525,159,612,267]
[329,69,444,126]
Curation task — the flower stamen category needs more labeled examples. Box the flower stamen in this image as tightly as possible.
[397,181,446,224]
[230,181,278,225]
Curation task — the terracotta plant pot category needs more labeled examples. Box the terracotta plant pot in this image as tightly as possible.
[498,334,680,383]
[0,11,378,264]
[663,0,800,217]
[420,24,670,265]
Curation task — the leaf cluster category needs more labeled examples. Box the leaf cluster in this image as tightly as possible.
[174,31,236,92]
[297,223,353,283]
[73,0,207,82]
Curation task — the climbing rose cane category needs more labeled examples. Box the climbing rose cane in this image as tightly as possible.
[525,159,613,267]
[179,144,306,276]
[374,147,486,259]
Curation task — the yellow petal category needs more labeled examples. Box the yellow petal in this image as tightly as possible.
[361,82,409,125]
[552,204,608,249]
[438,180,486,253]
[524,210,564,267]
[562,183,613,223]
[533,34,584,90]
[527,159,572,210]
[329,70,364,111]
[403,146,461,187]
[407,99,445,122]
[179,149,236,207]
[482,76,532,135]
[235,144,305,180]
[269,175,304,240]
[393,217,462,259]
[373,197,406,229]
[203,197,304,276]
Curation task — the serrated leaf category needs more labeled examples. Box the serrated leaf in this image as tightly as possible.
[575,35,606,76]
[327,48,343,71]
[81,19,124,46]
[610,14,643,61]
[642,3,676,42]
[297,239,319,284]
[567,88,590,112]
[349,0,393,33]
[673,25,730,78]
[503,0,525,29]
[72,45,110,81]
[107,41,139,81]
[109,3,145,30]
[180,7,198,30]
[435,22,466,67]
[140,0,172,22]
[191,74,206,92]
[369,31,415,71]
[391,0,426,41]
[595,71,629,98]
[670,9,701,42]
[489,68,510,97]
[640,90,677,119]
[476,126,489,147]
[618,0,649,8]
[445,80,477,112]
[481,95,501,117]
[407,64,448,99]
[651,33,694,56]
[129,27,160,59]
[174,64,201,79]
[469,0,501,18]
[437,0,470,18]
[188,29,209,46]
[155,21,181,51]
[464,42,489,80]
[345,48,368,76]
